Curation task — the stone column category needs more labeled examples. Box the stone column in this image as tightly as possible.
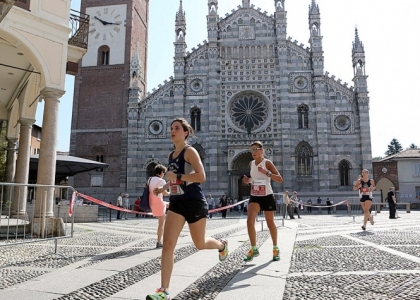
[11,120,34,219]
[4,138,17,210]
[33,88,64,220]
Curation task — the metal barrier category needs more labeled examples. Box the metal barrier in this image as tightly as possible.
[256,194,286,231]
[0,182,75,251]
[347,197,363,214]
[98,205,112,222]
[257,209,285,231]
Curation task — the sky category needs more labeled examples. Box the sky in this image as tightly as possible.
[36,0,420,158]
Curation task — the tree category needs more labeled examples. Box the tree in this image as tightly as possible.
[0,121,6,182]
[385,138,403,156]
[409,143,418,149]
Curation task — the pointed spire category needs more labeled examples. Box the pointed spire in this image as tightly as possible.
[352,28,364,53]
[176,0,185,20]
[242,0,250,8]
[130,43,142,88]
[179,0,183,12]
[309,0,319,14]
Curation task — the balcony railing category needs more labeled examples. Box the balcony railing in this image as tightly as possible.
[69,9,89,49]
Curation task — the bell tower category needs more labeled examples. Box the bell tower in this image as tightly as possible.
[70,0,149,198]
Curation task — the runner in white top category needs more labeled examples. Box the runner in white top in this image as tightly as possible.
[242,141,283,262]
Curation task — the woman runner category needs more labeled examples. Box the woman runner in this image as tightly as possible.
[146,118,228,300]
[242,141,283,262]
[353,169,376,230]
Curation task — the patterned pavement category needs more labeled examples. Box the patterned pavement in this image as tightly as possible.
[0,210,419,299]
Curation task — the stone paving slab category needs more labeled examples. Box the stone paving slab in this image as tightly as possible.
[1,212,420,299]
[13,268,117,294]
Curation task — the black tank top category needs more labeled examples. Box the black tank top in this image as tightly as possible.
[167,146,204,201]
[360,179,372,199]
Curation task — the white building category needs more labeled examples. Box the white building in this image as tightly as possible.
[0,0,88,230]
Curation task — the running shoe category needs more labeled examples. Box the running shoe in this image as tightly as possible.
[146,288,170,300]
[361,225,366,231]
[156,242,163,249]
[370,215,374,225]
[244,248,260,262]
[273,247,280,261]
[218,239,229,261]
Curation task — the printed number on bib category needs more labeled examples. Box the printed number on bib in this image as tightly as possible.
[170,180,184,195]
[251,180,266,196]
[361,187,370,195]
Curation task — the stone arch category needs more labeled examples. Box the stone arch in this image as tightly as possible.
[97,45,110,66]
[375,176,396,202]
[262,45,268,58]
[191,142,206,160]
[297,104,309,129]
[294,141,313,176]
[190,106,201,131]
[0,30,48,88]
[231,151,253,200]
[338,159,351,186]
[146,162,157,178]
[231,151,252,173]
[143,159,159,178]
[90,146,106,156]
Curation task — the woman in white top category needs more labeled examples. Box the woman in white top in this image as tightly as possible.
[242,141,283,262]
[149,164,170,248]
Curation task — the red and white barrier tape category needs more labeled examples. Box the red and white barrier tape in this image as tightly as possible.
[76,192,153,216]
[287,199,349,208]
[72,192,350,218]
[74,192,250,216]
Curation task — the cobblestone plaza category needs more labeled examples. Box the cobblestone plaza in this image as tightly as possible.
[1,211,420,299]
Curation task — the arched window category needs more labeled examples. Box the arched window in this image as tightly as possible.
[97,45,110,66]
[295,142,313,176]
[96,154,104,172]
[297,104,309,128]
[146,162,157,178]
[339,160,351,186]
[192,143,206,160]
[190,107,201,131]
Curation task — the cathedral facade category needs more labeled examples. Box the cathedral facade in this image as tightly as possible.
[127,0,373,199]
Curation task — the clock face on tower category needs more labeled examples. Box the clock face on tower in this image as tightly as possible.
[90,7,123,42]
[82,4,127,67]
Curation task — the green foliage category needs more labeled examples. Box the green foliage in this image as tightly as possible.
[0,121,7,182]
[385,138,403,156]
[409,143,418,149]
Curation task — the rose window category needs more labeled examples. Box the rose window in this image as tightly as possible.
[229,93,268,132]
[334,115,351,131]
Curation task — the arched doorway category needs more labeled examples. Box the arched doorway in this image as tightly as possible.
[231,152,253,200]
[376,177,395,202]
[146,162,157,178]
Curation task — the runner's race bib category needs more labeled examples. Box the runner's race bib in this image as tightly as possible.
[361,187,370,195]
[251,180,266,196]
[170,180,184,195]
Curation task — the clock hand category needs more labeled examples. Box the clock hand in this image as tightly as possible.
[94,16,107,25]
[104,21,122,25]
